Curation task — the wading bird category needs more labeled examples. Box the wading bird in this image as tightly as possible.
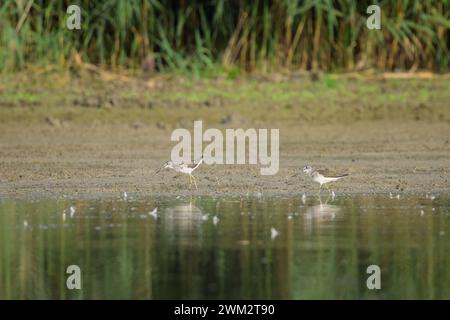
[301,165,348,194]
[154,156,203,189]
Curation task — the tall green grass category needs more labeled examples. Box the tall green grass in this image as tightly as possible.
[0,0,448,74]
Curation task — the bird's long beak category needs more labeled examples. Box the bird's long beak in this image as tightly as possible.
[152,168,161,176]
[152,163,165,176]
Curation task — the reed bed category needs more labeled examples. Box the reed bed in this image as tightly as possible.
[0,0,448,74]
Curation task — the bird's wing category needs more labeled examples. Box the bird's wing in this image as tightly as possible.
[317,168,348,178]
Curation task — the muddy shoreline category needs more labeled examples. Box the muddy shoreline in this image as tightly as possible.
[1,121,449,200]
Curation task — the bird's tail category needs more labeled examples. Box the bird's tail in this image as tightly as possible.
[332,174,348,180]
[192,155,203,170]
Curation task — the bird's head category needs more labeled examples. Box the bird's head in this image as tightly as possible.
[302,165,313,174]
[163,161,174,169]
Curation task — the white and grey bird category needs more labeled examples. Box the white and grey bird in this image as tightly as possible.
[302,165,348,194]
[154,156,203,189]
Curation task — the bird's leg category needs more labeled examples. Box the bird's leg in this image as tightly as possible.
[325,184,332,194]
[188,174,192,189]
[191,174,198,189]
[191,176,196,189]
[318,194,323,204]
[318,184,322,195]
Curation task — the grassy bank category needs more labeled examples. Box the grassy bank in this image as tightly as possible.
[0,70,449,126]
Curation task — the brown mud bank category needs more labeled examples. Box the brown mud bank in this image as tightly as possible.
[0,121,448,200]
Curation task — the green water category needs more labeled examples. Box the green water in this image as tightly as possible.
[0,194,449,299]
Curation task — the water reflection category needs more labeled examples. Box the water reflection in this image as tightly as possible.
[0,195,449,299]
[302,195,342,233]
[163,200,204,234]
[304,195,341,220]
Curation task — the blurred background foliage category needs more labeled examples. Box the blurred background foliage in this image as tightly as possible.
[0,0,449,75]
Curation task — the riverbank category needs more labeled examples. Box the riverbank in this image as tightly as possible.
[0,121,449,199]
[0,72,449,199]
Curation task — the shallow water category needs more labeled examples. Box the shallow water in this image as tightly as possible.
[0,194,449,299]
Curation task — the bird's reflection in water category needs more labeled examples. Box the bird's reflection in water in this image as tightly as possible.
[163,198,204,238]
[303,195,341,233]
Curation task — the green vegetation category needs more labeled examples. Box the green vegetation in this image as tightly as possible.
[1,0,448,74]
[1,71,449,125]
